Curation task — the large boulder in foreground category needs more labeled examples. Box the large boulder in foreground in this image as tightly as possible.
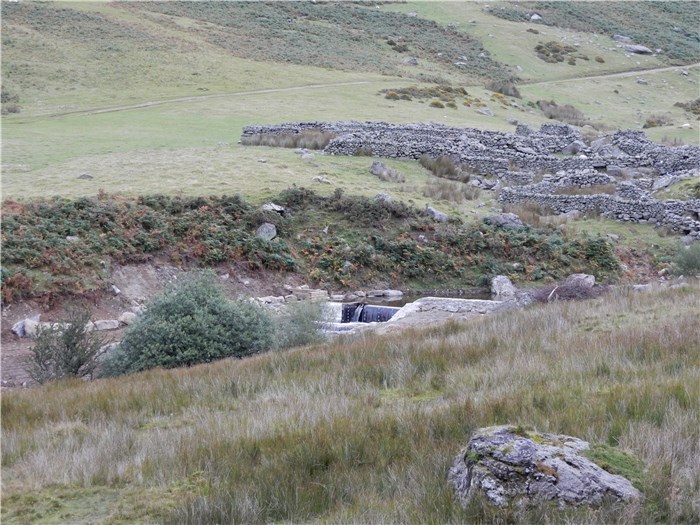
[448,425,642,509]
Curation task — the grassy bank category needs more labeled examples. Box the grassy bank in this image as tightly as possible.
[2,283,699,524]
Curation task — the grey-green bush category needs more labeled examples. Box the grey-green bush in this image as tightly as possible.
[27,307,104,384]
[102,272,273,376]
[274,300,330,349]
[671,242,700,276]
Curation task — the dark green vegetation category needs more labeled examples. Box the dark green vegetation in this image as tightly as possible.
[488,1,700,63]
[674,98,700,116]
[3,284,698,524]
[1,190,619,302]
[671,242,700,276]
[28,307,104,384]
[103,272,273,376]
[125,1,509,83]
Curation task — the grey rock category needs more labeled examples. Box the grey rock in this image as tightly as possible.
[23,319,40,338]
[370,161,388,176]
[312,175,331,184]
[485,213,524,230]
[262,202,286,214]
[636,78,648,85]
[565,273,596,288]
[65,236,80,242]
[256,222,277,241]
[530,13,542,21]
[118,312,138,325]
[11,319,26,337]
[93,320,121,331]
[613,34,632,43]
[375,192,392,202]
[478,108,494,117]
[301,152,315,160]
[491,275,516,299]
[111,285,121,295]
[562,140,586,155]
[78,173,94,180]
[426,206,448,223]
[623,44,653,55]
[449,425,642,509]
[367,289,403,298]
[402,57,418,66]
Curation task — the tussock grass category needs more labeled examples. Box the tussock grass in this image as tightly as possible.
[241,129,336,150]
[3,284,699,523]
[423,178,480,203]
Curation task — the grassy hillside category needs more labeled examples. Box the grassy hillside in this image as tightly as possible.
[486,1,700,64]
[2,284,699,524]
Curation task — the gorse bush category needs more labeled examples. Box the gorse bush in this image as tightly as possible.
[485,79,521,98]
[27,307,104,384]
[102,272,274,376]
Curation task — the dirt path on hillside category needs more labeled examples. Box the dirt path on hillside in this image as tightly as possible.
[38,81,375,119]
[36,63,698,120]
[521,63,699,86]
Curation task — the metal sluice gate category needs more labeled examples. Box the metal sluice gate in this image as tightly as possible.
[341,303,400,324]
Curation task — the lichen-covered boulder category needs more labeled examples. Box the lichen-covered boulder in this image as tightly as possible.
[448,425,642,509]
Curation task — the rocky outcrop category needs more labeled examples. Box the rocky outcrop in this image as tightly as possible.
[448,425,643,509]
[491,275,516,299]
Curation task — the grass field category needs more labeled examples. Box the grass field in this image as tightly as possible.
[2,283,699,524]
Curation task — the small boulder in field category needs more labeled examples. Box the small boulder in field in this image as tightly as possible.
[448,425,642,509]
[256,222,277,241]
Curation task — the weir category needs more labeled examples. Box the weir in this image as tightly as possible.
[341,303,400,324]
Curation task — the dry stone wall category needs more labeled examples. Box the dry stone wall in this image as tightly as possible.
[241,121,700,236]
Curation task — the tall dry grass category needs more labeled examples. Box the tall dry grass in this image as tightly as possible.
[2,283,699,524]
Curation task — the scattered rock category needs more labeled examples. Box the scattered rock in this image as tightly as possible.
[623,44,653,55]
[312,175,332,184]
[118,312,138,325]
[11,319,27,337]
[613,34,632,43]
[78,173,94,180]
[301,152,315,160]
[562,140,586,155]
[402,56,418,66]
[257,158,267,163]
[367,289,403,299]
[448,425,643,509]
[425,205,448,223]
[256,222,277,241]
[262,202,286,215]
[375,192,392,202]
[257,296,285,304]
[477,108,494,117]
[530,13,542,21]
[111,285,121,296]
[93,320,121,331]
[491,275,516,299]
[485,213,524,230]
[636,78,648,85]
[65,236,80,242]
[564,273,595,288]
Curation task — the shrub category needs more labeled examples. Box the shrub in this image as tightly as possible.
[419,154,469,182]
[671,242,700,276]
[27,307,104,384]
[537,99,590,127]
[643,114,674,129]
[1,86,20,114]
[102,272,274,376]
[274,300,331,349]
[385,91,399,100]
[486,79,521,98]
[429,100,445,108]
[674,98,700,116]
[595,56,605,63]
[353,146,373,157]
